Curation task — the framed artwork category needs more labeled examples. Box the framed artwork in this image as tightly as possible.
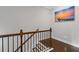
[55,6,75,22]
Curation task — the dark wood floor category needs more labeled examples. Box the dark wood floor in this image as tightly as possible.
[40,38,79,52]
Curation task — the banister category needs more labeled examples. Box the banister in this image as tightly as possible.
[0,29,50,38]
[0,28,52,52]
[0,33,20,38]
[15,29,39,52]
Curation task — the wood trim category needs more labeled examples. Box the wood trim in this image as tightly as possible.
[20,29,23,52]
[0,29,50,38]
[0,33,20,38]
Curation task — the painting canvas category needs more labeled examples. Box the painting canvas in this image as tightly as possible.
[55,6,75,22]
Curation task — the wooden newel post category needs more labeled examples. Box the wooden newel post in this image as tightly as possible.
[20,29,23,52]
[50,28,52,47]
[50,28,52,39]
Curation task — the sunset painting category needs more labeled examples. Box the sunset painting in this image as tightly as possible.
[55,6,75,22]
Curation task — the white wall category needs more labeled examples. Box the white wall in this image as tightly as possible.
[18,6,51,32]
[71,6,79,47]
[51,6,79,48]
[0,6,51,34]
[0,7,19,34]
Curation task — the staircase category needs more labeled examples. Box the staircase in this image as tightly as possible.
[0,28,53,52]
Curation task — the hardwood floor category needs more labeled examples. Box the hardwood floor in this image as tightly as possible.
[40,38,79,52]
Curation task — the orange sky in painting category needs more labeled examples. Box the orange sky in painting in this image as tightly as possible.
[55,12,71,20]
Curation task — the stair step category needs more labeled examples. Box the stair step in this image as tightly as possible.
[33,47,39,52]
[36,44,42,51]
[32,42,53,52]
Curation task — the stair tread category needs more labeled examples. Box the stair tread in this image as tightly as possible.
[32,42,53,52]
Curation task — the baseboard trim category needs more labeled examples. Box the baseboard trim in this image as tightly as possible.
[52,36,79,48]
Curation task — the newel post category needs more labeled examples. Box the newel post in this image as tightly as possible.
[20,29,23,52]
[49,28,52,47]
[50,28,52,39]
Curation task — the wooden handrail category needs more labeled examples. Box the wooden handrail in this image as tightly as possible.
[15,29,39,52]
[23,29,50,34]
[0,29,50,38]
[0,33,20,38]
